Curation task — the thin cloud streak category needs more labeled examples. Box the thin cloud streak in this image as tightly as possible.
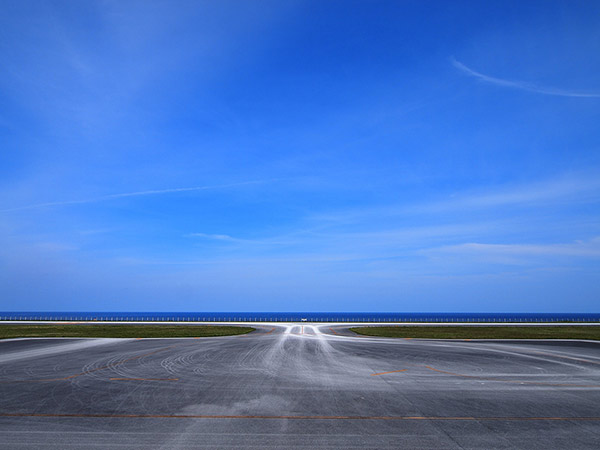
[418,175,600,213]
[307,173,600,225]
[428,237,600,258]
[1,180,274,213]
[452,58,600,98]
[187,233,236,241]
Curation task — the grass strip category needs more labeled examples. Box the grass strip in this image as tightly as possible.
[350,326,600,340]
[0,324,254,339]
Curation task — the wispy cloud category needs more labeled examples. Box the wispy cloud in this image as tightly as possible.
[77,228,114,236]
[1,180,273,213]
[452,58,600,98]
[427,237,600,259]
[178,223,496,264]
[186,233,237,241]
[185,230,302,246]
[417,174,600,213]
[307,172,600,224]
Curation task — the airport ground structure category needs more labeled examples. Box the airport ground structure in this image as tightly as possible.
[1,322,600,449]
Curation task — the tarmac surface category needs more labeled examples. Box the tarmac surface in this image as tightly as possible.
[1,324,600,449]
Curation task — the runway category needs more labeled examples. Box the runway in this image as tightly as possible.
[1,324,600,449]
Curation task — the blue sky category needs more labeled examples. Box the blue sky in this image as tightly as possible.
[1,0,599,312]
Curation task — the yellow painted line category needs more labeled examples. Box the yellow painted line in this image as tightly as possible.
[1,412,599,421]
[371,369,408,376]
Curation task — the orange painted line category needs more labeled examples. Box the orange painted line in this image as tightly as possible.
[329,328,340,335]
[264,327,276,334]
[109,378,178,381]
[371,369,408,376]
[425,366,600,388]
[0,412,599,421]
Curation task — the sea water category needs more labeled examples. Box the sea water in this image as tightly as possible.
[1,312,599,322]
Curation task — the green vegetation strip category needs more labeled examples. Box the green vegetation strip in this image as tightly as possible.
[0,324,254,339]
[350,326,600,340]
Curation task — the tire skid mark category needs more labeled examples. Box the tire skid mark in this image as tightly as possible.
[109,378,179,381]
[0,346,175,383]
[524,349,600,366]
[425,365,600,388]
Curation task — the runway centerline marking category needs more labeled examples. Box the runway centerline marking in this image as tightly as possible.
[1,412,600,421]
[371,369,408,376]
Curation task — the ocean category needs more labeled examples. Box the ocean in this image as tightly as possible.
[1,312,599,322]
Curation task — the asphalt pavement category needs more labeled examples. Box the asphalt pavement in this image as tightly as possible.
[1,324,600,449]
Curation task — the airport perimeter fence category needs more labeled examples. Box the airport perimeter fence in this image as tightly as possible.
[1,315,600,323]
